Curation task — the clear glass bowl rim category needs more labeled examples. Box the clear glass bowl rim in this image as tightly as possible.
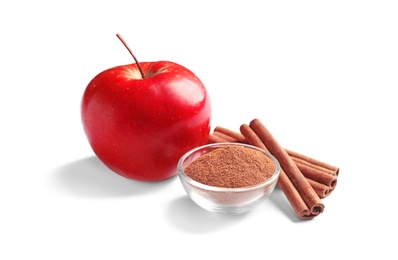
[177,142,281,192]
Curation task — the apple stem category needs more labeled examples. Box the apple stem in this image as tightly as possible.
[116,34,145,79]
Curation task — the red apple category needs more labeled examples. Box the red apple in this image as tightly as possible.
[81,34,211,181]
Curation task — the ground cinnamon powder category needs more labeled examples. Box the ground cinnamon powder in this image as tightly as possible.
[184,145,276,188]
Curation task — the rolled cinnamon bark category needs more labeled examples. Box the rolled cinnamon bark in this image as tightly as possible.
[242,119,325,219]
[294,160,338,189]
[212,130,238,143]
[291,156,337,178]
[208,128,339,198]
[210,129,339,176]
[307,179,332,199]
[214,126,247,143]
[286,149,339,176]
[207,132,226,144]
[238,124,313,219]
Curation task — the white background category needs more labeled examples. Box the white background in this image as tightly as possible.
[1,1,397,259]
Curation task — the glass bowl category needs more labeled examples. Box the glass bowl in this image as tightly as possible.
[177,142,281,215]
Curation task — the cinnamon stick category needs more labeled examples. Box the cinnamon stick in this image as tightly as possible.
[241,119,324,219]
[208,128,338,198]
[307,179,333,198]
[286,149,339,176]
[214,126,247,143]
[238,124,315,218]
[294,160,338,189]
[212,130,238,143]
[207,132,227,144]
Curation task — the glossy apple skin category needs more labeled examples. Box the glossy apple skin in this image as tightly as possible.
[81,61,211,181]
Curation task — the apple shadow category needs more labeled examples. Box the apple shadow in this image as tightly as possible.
[165,196,249,233]
[52,156,174,198]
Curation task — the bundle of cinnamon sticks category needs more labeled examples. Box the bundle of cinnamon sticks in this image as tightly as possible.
[208,118,339,220]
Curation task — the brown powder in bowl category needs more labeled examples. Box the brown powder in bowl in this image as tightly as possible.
[184,145,276,188]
